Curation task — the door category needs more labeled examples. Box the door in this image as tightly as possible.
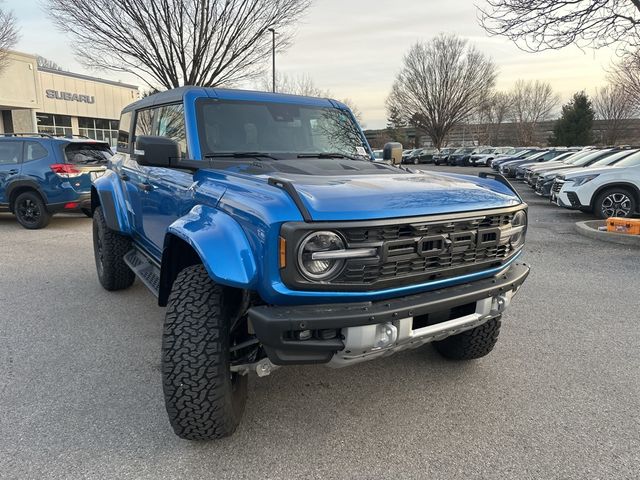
[0,140,23,206]
[141,104,193,254]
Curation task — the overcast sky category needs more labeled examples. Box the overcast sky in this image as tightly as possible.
[7,0,615,129]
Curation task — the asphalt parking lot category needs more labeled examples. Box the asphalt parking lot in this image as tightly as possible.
[1,165,638,480]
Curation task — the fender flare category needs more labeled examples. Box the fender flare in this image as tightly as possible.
[163,205,258,292]
[5,180,49,209]
[91,170,132,234]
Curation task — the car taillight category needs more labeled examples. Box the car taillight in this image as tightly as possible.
[50,164,82,178]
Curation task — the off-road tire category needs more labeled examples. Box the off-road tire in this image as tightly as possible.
[433,316,502,360]
[92,206,135,290]
[593,187,637,219]
[14,191,51,229]
[162,264,248,440]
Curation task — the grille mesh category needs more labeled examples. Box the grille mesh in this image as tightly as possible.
[332,212,517,286]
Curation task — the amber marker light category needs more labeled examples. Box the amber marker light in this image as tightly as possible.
[279,237,287,268]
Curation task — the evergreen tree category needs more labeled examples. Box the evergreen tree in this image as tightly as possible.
[550,91,595,146]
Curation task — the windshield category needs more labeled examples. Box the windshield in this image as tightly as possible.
[590,150,636,166]
[479,148,494,154]
[573,150,615,166]
[64,142,112,165]
[613,150,640,167]
[562,150,594,164]
[196,100,367,158]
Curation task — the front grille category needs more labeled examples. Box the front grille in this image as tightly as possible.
[283,209,516,291]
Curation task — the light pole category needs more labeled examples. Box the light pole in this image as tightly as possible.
[268,28,276,93]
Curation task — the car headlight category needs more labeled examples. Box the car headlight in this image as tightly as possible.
[505,210,527,247]
[543,173,559,183]
[297,231,346,280]
[571,174,599,186]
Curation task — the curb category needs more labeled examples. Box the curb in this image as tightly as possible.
[574,220,640,247]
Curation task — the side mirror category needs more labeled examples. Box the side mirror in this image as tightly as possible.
[383,142,403,165]
[134,135,180,168]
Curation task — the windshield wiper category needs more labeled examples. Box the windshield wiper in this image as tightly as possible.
[204,152,279,161]
[297,152,361,161]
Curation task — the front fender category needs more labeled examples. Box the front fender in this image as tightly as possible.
[92,170,131,234]
[166,205,258,289]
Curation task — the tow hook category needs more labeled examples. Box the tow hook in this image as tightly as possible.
[230,358,280,377]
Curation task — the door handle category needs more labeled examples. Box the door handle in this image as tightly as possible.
[139,182,155,192]
[119,172,130,181]
[8,169,18,174]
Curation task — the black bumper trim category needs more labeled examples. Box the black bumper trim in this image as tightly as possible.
[249,263,530,365]
[47,193,91,213]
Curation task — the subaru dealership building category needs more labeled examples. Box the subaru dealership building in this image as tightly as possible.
[0,50,138,147]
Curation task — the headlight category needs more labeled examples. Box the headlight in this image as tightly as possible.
[543,173,559,183]
[571,174,599,186]
[508,210,527,247]
[297,231,346,280]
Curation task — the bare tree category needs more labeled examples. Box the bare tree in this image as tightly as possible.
[479,0,640,52]
[477,91,513,145]
[386,35,496,149]
[610,49,640,107]
[510,80,559,145]
[0,1,19,71]
[258,72,325,97]
[257,72,365,124]
[37,55,64,71]
[45,0,311,89]
[593,85,638,145]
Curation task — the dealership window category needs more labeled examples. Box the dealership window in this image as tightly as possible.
[78,117,120,148]
[36,113,72,137]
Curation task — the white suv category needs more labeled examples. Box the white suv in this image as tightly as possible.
[554,150,640,218]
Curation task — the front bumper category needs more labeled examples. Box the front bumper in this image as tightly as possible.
[249,263,530,366]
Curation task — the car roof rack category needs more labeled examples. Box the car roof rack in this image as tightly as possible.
[0,132,54,138]
[52,134,91,139]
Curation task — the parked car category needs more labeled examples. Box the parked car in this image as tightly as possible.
[554,149,640,218]
[433,147,456,165]
[447,147,476,166]
[487,147,532,168]
[470,147,513,166]
[91,86,530,441]
[533,149,625,196]
[514,150,580,180]
[491,149,542,171]
[402,149,417,162]
[499,149,575,178]
[524,149,596,185]
[0,133,111,229]
[404,147,439,164]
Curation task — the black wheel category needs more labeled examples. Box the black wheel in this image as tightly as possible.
[594,188,637,219]
[92,206,135,290]
[434,160,439,166]
[162,264,248,440]
[413,157,419,165]
[14,191,51,229]
[82,208,93,218]
[433,316,501,360]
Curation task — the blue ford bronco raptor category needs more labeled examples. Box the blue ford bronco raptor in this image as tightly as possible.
[91,86,530,440]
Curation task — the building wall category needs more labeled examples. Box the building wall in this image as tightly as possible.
[0,51,41,111]
[0,50,138,138]
[38,70,138,120]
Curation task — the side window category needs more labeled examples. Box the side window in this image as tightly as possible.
[117,112,132,152]
[134,108,154,139]
[155,104,187,157]
[24,142,49,162]
[0,141,23,164]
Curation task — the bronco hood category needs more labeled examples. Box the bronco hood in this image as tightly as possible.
[270,171,521,221]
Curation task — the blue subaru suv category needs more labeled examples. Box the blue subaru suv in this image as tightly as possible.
[91,86,530,440]
[0,134,111,229]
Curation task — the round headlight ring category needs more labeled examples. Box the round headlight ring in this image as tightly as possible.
[297,231,346,281]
